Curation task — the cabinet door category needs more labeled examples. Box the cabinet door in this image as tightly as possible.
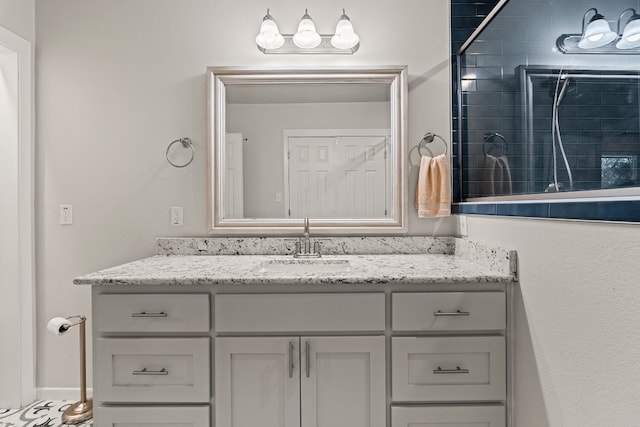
[301,336,386,427]
[392,405,505,427]
[215,337,300,427]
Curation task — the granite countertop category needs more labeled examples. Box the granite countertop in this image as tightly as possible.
[74,237,517,286]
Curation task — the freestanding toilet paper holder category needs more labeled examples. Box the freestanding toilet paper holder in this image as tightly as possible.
[47,315,93,424]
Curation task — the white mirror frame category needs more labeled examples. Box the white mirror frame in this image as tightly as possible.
[207,66,408,236]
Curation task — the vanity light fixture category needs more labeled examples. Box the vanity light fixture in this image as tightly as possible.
[616,8,640,49]
[256,9,285,50]
[256,8,359,54]
[293,9,321,48]
[557,7,640,54]
[331,9,360,49]
[578,8,616,49]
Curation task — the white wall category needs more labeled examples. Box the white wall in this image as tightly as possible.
[465,216,640,426]
[34,0,453,389]
[0,0,34,41]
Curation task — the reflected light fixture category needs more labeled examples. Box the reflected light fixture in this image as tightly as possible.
[557,7,640,54]
[578,8,616,49]
[293,9,321,48]
[331,9,360,49]
[256,8,360,54]
[616,8,640,49]
[256,9,285,50]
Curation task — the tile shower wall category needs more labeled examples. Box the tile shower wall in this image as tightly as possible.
[451,0,501,201]
[455,0,640,199]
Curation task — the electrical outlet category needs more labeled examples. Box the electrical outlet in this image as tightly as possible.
[275,192,282,203]
[59,205,73,225]
[171,206,183,226]
[458,215,468,237]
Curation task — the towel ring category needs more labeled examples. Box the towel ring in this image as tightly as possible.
[483,132,508,157]
[418,132,448,157]
[166,137,194,168]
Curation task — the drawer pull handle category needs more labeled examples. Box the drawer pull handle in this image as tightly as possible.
[305,341,311,378]
[132,368,169,376]
[434,310,470,317]
[131,312,168,318]
[433,366,470,374]
[288,341,295,378]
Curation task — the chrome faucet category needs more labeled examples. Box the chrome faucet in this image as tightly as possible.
[293,217,321,258]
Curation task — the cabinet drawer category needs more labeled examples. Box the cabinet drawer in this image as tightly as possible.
[95,405,210,426]
[215,293,385,332]
[392,292,505,331]
[96,338,210,403]
[392,336,505,402]
[392,405,505,427]
[95,293,210,333]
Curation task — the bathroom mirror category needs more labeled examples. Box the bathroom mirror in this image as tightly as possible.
[207,66,408,235]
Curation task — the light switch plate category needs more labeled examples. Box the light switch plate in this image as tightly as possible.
[458,215,468,237]
[59,205,73,225]
[171,206,183,226]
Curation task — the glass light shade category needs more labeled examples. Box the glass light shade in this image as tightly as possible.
[331,18,359,49]
[256,18,285,50]
[578,17,617,48]
[293,14,321,48]
[617,18,640,49]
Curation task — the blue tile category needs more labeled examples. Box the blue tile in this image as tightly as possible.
[454,203,497,215]
[549,201,640,222]
[496,203,549,218]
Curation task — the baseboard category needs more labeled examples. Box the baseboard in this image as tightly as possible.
[36,387,94,401]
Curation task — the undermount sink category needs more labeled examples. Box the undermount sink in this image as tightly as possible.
[258,258,352,274]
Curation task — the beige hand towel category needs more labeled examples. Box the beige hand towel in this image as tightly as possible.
[497,155,513,195]
[481,154,513,196]
[414,154,451,218]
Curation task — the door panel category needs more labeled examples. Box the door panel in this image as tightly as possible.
[301,336,385,427]
[215,337,300,427]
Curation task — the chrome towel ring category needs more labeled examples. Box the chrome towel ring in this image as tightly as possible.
[166,137,194,168]
[418,132,448,157]
[482,132,508,157]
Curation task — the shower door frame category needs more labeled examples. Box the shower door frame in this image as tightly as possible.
[518,65,640,199]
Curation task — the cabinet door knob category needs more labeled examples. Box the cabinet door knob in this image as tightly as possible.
[132,368,169,376]
[433,310,470,317]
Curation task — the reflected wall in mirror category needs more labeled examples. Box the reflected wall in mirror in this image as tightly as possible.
[208,66,407,235]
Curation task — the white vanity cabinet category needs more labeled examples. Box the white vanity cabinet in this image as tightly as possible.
[214,292,387,427]
[92,292,211,425]
[390,291,508,426]
[92,286,511,427]
[215,336,385,427]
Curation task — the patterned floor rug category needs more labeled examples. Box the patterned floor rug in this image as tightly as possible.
[0,401,93,427]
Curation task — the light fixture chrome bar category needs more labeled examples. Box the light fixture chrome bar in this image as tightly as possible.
[258,34,359,54]
[557,34,640,54]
